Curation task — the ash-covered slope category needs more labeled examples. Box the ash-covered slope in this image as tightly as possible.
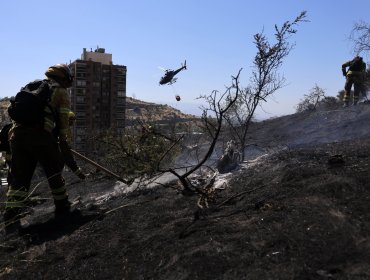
[244,103,370,157]
[1,104,370,279]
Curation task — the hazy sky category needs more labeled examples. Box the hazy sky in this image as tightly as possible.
[1,0,369,119]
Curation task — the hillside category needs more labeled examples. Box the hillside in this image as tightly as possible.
[1,103,370,279]
[125,97,197,125]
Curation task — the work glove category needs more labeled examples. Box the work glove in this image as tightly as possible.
[74,167,86,180]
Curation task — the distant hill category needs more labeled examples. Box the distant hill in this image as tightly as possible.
[125,97,198,125]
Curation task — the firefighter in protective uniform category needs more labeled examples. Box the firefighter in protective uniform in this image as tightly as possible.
[58,111,86,180]
[3,64,75,233]
[342,56,367,107]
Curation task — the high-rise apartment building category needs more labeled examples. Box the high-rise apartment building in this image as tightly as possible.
[68,47,127,154]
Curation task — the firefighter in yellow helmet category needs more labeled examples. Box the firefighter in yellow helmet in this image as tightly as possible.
[342,56,367,107]
[58,111,86,180]
[4,64,75,234]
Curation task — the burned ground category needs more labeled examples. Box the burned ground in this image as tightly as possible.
[1,106,370,279]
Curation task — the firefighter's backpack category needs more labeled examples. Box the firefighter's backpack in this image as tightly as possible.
[0,123,12,152]
[7,79,53,124]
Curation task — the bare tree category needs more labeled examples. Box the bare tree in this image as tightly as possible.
[296,84,326,112]
[158,70,242,193]
[349,20,370,55]
[95,119,181,182]
[224,11,308,161]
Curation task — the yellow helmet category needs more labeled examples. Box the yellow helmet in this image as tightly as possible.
[68,111,76,120]
[45,64,74,88]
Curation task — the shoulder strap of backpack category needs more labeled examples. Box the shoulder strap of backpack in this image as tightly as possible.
[42,80,61,132]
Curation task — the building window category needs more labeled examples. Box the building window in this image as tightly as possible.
[116,68,126,74]
[77,112,86,118]
[76,96,85,103]
[76,120,86,126]
[76,62,87,68]
[76,105,86,110]
[117,98,125,104]
[76,88,86,95]
[76,72,86,78]
[77,80,87,87]
[117,91,125,97]
[76,128,86,135]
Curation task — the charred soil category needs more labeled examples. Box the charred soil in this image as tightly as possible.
[1,106,370,279]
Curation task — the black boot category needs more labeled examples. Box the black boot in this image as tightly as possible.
[54,199,71,219]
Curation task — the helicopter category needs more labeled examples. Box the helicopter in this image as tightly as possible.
[159,60,187,85]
